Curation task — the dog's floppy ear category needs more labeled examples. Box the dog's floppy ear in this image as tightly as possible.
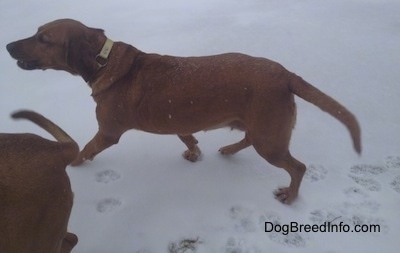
[65,28,104,82]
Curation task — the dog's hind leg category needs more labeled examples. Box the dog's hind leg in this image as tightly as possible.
[251,139,306,204]
[270,153,306,204]
[219,132,251,155]
[248,108,304,204]
[178,134,201,162]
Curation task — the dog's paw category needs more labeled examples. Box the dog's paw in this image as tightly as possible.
[219,139,249,155]
[219,145,239,155]
[70,157,85,166]
[182,146,201,162]
[274,187,297,204]
[70,152,91,166]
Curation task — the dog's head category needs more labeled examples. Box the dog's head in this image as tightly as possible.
[6,19,106,81]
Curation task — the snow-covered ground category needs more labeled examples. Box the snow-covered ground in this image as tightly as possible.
[1,0,399,252]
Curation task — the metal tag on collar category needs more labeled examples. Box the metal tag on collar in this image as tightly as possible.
[96,38,114,67]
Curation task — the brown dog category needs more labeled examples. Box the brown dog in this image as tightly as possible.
[0,110,78,253]
[7,19,361,204]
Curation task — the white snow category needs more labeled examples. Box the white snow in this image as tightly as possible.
[1,0,400,252]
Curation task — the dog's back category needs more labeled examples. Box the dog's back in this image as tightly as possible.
[0,110,78,253]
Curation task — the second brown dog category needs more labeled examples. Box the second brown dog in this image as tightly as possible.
[6,19,362,204]
[0,110,78,253]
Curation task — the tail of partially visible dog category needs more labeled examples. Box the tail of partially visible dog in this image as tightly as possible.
[11,110,79,163]
[289,75,362,154]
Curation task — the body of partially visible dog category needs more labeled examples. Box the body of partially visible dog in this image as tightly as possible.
[0,110,78,253]
[6,19,361,204]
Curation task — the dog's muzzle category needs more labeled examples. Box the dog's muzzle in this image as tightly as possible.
[6,42,42,70]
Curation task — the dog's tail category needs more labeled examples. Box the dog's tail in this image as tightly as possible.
[11,110,79,163]
[289,74,361,154]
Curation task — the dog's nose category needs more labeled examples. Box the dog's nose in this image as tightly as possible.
[6,42,16,53]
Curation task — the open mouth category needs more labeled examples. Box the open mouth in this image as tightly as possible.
[16,60,41,70]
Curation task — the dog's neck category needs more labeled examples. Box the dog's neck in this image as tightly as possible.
[88,41,142,97]
[85,38,114,85]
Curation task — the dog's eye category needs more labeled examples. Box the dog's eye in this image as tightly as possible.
[37,33,51,44]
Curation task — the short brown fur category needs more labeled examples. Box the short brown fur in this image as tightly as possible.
[0,110,78,253]
[7,19,361,204]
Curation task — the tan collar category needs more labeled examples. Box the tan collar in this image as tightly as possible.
[95,38,114,67]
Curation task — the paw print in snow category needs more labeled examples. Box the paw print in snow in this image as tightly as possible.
[349,175,381,191]
[229,205,257,233]
[96,198,122,213]
[343,187,369,200]
[348,165,384,192]
[268,231,306,248]
[385,156,400,169]
[390,175,400,193]
[304,164,328,183]
[225,237,261,253]
[95,169,121,184]
[349,165,387,176]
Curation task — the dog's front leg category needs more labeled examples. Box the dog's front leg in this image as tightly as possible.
[71,131,121,166]
[178,134,201,162]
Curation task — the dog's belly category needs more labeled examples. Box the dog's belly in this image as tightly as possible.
[137,105,245,135]
[135,87,251,134]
